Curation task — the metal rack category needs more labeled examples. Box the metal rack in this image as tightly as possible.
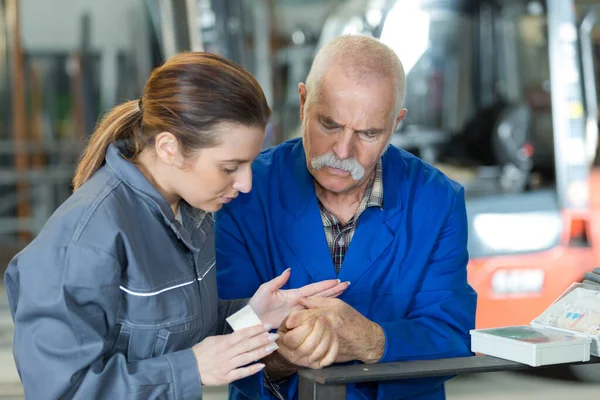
[0,0,149,243]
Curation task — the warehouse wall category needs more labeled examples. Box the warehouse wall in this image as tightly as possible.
[20,0,144,52]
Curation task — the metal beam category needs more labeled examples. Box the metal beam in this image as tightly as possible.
[298,355,600,386]
[0,140,82,154]
[0,167,74,184]
[185,0,203,52]
[6,0,30,241]
[0,0,8,132]
[547,0,589,210]
[579,8,599,165]
[297,356,600,399]
[159,0,203,58]
[159,0,177,58]
[253,0,274,106]
[299,374,346,400]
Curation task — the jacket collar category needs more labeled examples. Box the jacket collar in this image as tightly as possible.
[105,142,203,251]
[280,139,317,218]
[105,141,176,221]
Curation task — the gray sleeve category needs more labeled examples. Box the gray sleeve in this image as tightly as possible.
[216,298,250,334]
[4,243,202,400]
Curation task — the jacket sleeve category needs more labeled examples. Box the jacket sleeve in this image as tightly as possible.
[4,243,202,400]
[374,187,477,399]
[217,298,250,335]
[215,207,266,300]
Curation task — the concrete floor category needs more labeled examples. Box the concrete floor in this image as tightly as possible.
[1,286,599,400]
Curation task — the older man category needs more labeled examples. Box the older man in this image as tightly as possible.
[215,35,477,400]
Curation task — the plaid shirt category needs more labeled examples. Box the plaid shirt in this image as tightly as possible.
[263,161,384,398]
[319,160,384,274]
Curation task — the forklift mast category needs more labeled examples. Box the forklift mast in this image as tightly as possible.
[547,0,595,212]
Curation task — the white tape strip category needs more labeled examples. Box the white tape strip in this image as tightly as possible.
[226,305,279,350]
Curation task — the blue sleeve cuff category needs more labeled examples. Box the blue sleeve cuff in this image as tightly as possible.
[165,349,202,400]
[378,320,399,364]
[377,318,473,363]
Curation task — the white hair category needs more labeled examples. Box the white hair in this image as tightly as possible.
[305,35,406,117]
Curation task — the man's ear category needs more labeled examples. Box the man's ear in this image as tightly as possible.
[394,108,407,131]
[298,83,308,122]
[154,132,181,167]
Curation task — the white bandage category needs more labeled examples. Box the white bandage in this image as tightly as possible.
[227,305,263,330]
[226,305,279,350]
[226,306,279,350]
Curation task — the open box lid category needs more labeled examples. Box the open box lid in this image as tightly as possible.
[531,282,600,339]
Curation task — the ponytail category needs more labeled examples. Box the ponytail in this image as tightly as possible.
[73,52,271,190]
[72,100,143,190]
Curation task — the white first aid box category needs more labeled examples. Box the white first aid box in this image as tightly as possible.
[470,282,600,367]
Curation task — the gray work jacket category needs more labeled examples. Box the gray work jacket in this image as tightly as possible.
[4,142,247,399]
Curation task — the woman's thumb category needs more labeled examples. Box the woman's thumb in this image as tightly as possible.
[264,268,291,291]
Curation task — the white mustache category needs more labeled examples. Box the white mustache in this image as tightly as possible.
[310,152,365,181]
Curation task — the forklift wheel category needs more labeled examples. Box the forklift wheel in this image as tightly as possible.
[568,364,600,383]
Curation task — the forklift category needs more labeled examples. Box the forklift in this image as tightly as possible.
[318,0,600,381]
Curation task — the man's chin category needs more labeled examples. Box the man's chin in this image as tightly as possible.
[315,174,357,194]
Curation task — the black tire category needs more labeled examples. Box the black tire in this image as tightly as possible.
[568,364,600,383]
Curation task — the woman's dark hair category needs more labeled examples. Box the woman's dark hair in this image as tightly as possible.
[73,52,271,190]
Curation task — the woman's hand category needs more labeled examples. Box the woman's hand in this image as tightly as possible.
[192,324,279,386]
[248,268,349,329]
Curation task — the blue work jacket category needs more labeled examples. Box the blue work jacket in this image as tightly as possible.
[215,138,477,400]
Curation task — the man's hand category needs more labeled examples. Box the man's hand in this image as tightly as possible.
[287,297,385,364]
[278,315,339,369]
[264,315,339,381]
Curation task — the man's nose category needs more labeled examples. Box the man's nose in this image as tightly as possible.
[332,129,354,160]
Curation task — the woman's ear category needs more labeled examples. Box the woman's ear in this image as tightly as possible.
[155,132,183,167]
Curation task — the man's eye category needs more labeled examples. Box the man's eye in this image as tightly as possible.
[360,131,376,139]
[322,122,338,130]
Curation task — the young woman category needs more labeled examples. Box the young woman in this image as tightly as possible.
[4,52,346,399]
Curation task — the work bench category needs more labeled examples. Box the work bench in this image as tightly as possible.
[298,355,600,399]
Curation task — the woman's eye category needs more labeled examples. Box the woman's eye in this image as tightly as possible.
[224,167,238,174]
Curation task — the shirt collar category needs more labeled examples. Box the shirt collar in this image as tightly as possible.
[319,158,384,227]
[364,159,384,210]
